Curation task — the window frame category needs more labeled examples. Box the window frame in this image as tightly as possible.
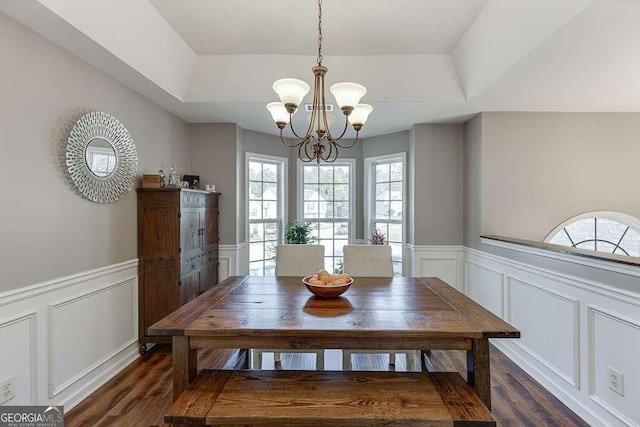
[296,158,357,270]
[364,152,407,276]
[245,152,288,276]
[544,210,640,257]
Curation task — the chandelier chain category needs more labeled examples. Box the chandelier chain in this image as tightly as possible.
[317,0,323,65]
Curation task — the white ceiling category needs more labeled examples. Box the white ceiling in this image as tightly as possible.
[149,0,489,55]
[2,0,640,138]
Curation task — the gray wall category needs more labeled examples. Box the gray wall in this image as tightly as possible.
[480,112,640,242]
[410,124,464,246]
[363,130,410,158]
[0,12,189,292]
[463,115,483,249]
[188,123,239,245]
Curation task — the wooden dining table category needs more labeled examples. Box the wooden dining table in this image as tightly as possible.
[148,275,520,411]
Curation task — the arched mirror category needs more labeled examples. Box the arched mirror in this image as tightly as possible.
[66,112,138,203]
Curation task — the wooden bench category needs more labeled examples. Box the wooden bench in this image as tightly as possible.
[166,369,495,426]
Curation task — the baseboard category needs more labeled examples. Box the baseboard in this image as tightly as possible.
[59,341,139,410]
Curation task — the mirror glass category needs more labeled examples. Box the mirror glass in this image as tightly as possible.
[85,137,116,177]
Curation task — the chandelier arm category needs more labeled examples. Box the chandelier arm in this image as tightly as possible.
[311,70,323,136]
[327,115,350,143]
[319,71,331,137]
[279,128,303,147]
[326,140,336,162]
[287,115,307,141]
[334,130,360,149]
[326,146,338,163]
[324,141,338,163]
[300,139,317,163]
[305,138,316,161]
[299,142,310,162]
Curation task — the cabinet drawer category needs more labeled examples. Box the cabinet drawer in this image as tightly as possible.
[181,253,202,275]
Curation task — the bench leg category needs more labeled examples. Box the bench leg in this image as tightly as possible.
[251,349,258,369]
[467,337,491,411]
[406,351,417,370]
[172,336,196,402]
[421,350,436,372]
[316,350,324,370]
[342,351,351,371]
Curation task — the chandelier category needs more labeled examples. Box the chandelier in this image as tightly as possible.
[266,0,373,163]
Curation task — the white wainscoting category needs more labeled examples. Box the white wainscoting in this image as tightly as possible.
[406,245,464,290]
[464,247,640,427]
[219,243,246,280]
[0,260,139,410]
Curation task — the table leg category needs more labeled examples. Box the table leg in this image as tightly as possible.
[172,336,197,402]
[466,337,491,410]
[241,349,250,368]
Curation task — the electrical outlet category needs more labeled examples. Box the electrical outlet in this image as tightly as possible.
[609,367,624,397]
[0,375,15,404]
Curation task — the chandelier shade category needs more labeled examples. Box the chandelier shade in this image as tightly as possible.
[272,78,310,108]
[348,104,373,128]
[266,0,373,163]
[329,82,367,110]
[266,102,290,126]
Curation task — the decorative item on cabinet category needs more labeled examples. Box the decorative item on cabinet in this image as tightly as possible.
[136,187,220,354]
[168,165,180,187]
[183,174,200,189]
[142,174,162,188]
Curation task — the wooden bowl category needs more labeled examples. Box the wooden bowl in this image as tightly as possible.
[302,276,353,298]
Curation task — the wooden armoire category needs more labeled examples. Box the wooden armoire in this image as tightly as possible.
[136,188,219,353]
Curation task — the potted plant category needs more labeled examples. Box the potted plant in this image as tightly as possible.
[285,220,316,244]
[369,228,387,245]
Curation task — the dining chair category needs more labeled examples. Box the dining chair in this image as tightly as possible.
[341,244,417,370]
[253,244,326,370]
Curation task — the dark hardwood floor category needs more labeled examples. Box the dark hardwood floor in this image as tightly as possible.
[65,345,588,426]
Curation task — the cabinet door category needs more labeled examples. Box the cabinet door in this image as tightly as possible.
[179,269,200,305]
[200,248,218,293]
[139,195,180,260]
[203,194,218,249]
[142,261,179,331]
[180,210,202,257]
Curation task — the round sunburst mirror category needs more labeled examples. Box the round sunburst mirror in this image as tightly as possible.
[66,111,138,203]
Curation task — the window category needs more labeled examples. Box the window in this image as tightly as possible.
[545,211,640,257]
[247,154,287,276]
[299,160,355,273]
[86,146,116,177]
[365,154,405,276]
